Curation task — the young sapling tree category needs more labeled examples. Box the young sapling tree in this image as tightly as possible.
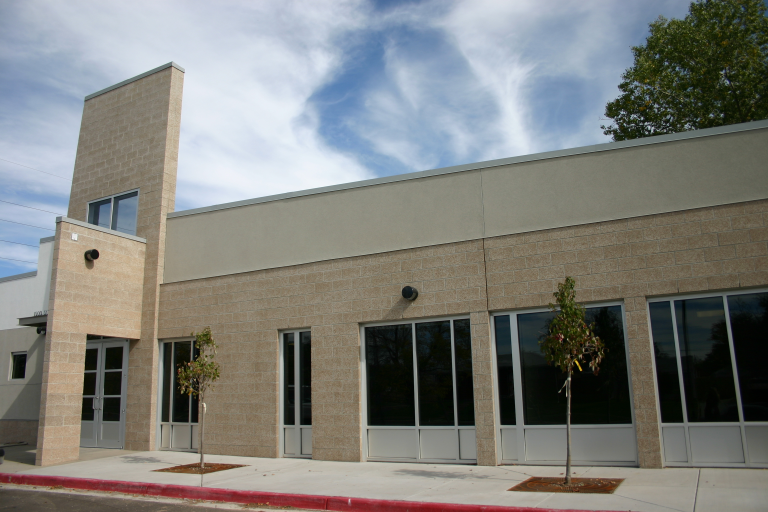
[539,277,605,485]
[177,326,221,485]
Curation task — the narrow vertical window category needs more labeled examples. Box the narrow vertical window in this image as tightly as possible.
[172,341,192,423]
[416,321,455,426]
[649,301,684,423]
[161,343,172,423]
[299,331,312,426]
[284,333,295,426]
[494,315,516,425]
[675,297,738,423]
[453,319,475,426]
[727,292,768,422]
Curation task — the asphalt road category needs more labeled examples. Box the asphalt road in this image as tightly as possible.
[0,487,271,511]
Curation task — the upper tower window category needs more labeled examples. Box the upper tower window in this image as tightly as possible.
[87,190,139,236]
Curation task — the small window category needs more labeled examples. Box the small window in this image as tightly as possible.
[87,190,139,236]
[11,352,27,379]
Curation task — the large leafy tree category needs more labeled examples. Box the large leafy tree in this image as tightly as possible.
[540,277,605,486]
[602,0,768,141]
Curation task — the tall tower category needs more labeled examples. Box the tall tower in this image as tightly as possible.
[36,63,183,465]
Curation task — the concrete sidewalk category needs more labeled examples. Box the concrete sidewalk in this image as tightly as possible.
[1,448,766,512]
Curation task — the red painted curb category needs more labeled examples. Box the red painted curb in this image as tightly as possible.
[0,472,607,512]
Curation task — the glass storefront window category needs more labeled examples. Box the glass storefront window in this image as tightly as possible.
[514,305,632,425]
[728,292,768,422]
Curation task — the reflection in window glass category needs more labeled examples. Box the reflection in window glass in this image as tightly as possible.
[416,321,455,426]
[494,315,516,425]
[649,302,684,423]
[162,343,172,423]
[300,331,312,426]
[675,298,738,422]
[518,306,632,425]
[88,199,111,229]
[82,397,94,421]
[284,333,295,426]
[103,371,122,396]
[102,397,121,422]
[453,319,475,426]
[727,293,768,421]
[172,342,192,423]
[112,191,138,235]
[366,324,415,426]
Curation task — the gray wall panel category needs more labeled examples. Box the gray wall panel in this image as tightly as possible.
[164,171,484,283]
[483,130,768,237]
[164,126,768,283]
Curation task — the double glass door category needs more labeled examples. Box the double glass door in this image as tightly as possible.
[282,330,312,457]
[80,339,128,448]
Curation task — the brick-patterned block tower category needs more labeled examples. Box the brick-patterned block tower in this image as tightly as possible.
[36,63,183,465]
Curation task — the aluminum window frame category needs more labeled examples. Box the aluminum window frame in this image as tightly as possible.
[647,288,768,468]
[86,188,140,235]
[490,301,638,466]
[360,315,477,464]
[156,337,199,452]
[279,328,313,459]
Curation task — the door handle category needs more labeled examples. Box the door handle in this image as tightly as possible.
[93,397,101,410]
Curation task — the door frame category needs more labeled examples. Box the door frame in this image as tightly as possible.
[80,338,129,449]
[279,329,312,458]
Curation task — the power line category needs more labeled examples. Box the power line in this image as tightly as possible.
[0,239,38,248]
[0,218,55,231]
[0,157,72,181]
[0,199,64,216]
[0,256,37,264]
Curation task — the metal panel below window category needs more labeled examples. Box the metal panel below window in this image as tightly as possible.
[662,427,688,463]
[689,426,744,464]
[524,427,637,463]
[420,429,458,460]
[368,429,418,459]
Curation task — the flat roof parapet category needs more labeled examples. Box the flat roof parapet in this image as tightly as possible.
[85,62,185,101]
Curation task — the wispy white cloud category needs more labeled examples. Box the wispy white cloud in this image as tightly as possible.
[0,0,693,277]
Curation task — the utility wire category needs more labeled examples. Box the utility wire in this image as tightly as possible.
[0,239,39,248]
[0,199,64,216]
[0,218,55,231]
[0,256,37,264]
[0,157,72,181]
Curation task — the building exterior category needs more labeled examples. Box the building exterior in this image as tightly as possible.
[1,63,766,470]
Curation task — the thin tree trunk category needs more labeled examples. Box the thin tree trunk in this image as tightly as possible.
[565,369,572,485]
[200,399,205,487]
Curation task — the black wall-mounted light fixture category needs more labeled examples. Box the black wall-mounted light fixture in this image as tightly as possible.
[37,326,46,335]
[84,249,100,261]
[402,286,419,301]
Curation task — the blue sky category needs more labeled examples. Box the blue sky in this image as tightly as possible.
[0,0,693,278]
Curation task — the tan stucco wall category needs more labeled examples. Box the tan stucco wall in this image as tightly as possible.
[164,125,768,283]
[158,197,768,468]
[36,221,146,465]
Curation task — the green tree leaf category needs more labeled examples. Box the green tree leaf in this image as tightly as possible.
[602,0,768,141]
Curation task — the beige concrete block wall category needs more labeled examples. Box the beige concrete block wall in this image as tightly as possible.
[35,221,146,466]
[484,198,768,468]
[0,419,38,446]
[61,65,183,453]
[158,240,490,462]
[158,198,767,468]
